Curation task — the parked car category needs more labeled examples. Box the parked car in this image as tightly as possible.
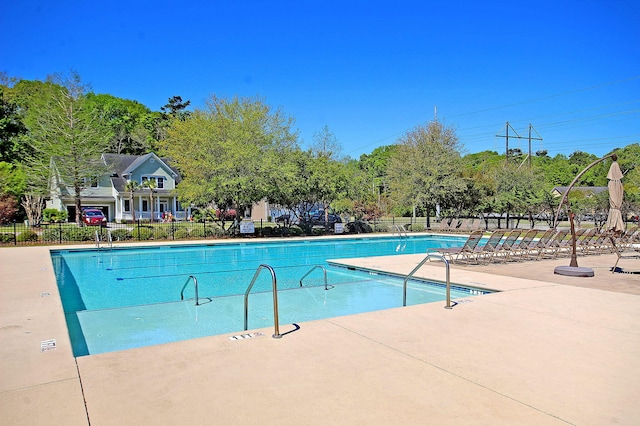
[301,210,342,227]
[82,209,107,226]
[274,213,299,225]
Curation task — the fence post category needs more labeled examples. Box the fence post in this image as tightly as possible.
[58,221,62,244]
[13,220,17,246]
[137,218,141,241]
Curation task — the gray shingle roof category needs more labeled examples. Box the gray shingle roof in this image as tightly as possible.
[102,153,181,193]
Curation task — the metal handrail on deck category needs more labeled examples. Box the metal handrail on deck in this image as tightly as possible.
[244,264,282,339]
[299,265,331,290]
[402,253,452,309]
[180,275,200,305]
[392,224,408,239]
[95,229,112,249]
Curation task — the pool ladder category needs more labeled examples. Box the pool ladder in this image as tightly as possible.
[392,224,408,252]
[244,264,282,339]
[392,224,408,239]
[299,265,331,290]
[180,275,200,305]
[95,229,112,249]
[402,253,453,309]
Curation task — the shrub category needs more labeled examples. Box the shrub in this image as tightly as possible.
[63,227,96,242]
[42,228,63,242]
[154,229,169,240]
[190,227,207,238]
[134,227,154,240]
[261,226,274,237]
[16,230,39,242]
[289,226,303,236]
[0,233,15,243]
[411,224,425,232]
[373,223,389,233]
[173,228,190,239]
[110,228,131,241]
[207,226,226,237]
[347,221,373,233]
[43,208,67,223]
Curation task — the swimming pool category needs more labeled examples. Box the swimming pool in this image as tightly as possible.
[51,235,490,356]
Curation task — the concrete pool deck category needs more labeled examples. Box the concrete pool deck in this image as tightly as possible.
[1,241,639,425]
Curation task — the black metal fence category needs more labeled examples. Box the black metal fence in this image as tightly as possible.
[0,215,567,247]
[0,217,410,247]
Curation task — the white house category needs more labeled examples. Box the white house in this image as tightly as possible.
[47,152,271,223]
[48,153,188,222]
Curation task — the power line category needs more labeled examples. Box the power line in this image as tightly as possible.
[345,75,640,156]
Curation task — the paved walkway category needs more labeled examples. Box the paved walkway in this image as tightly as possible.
[1,242,639,425]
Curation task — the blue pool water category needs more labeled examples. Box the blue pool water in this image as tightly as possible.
[51,235,489,356]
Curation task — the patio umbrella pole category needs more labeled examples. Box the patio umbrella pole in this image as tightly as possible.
[568,209,578,268]
[553,153,618,278]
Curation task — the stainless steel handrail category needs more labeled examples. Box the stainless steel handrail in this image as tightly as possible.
[95,229,112,249]
[180,275,200,306]
[299,265,330,290]
[392,224,408,239]
[244,264,282,338]
[402,253,452,309]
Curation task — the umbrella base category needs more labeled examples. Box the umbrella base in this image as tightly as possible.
[554,265,595,277]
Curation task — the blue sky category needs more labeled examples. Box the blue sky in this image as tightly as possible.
[2,1,639,159]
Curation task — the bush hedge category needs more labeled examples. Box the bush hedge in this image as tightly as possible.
[16,230,39,242]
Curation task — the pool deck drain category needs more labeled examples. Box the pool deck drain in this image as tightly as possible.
[1,242,639,425]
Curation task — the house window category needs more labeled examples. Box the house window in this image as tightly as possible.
[141,176,165,189]
[142,200,149,211]
[124,200,130,212]
[84,177,98,188]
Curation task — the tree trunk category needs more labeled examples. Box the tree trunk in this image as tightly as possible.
[74,183,83,225]
[21,195,45,226]
[149,192,154,222]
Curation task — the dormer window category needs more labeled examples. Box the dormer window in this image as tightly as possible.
[84,177,99,188]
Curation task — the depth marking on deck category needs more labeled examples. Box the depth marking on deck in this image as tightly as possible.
[229,332,264,341]
[41,339,56,352]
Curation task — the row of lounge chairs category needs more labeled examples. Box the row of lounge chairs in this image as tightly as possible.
[434,226,640,265]
[431,218,484,233]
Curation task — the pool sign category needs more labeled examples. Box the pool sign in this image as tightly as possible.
[334,223,344,234]
[41,339,56,352]
[240,220,255,234]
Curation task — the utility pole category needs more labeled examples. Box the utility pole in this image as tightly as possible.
[527,124,543,168]
[496,121,521,163]
[497,122,542,168]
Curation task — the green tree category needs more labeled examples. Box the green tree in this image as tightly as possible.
[0,82,27,163]
[387,121,466,227]
[24,72,111,225]
[493,164,542,228]
[0,161,26,198]
[310,125,341,158]
[359,144,396,210]
[159,95,298,229]
[85,93,155,154]
[161,96,191,120]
